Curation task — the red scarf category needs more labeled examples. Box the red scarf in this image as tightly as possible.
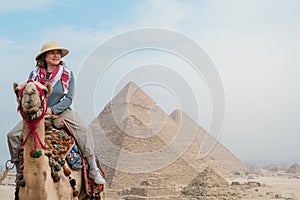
[36,66,60,85]
[31,65,71,95]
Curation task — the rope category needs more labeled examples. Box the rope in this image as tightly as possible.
[18,81,48,155]
[0,160,14,185]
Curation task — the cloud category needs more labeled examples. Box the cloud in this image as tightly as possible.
[134,0,195,29]
[0,38,22,50]
[0,0,53,12]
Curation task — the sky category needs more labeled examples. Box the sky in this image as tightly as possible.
[0,0,300,170]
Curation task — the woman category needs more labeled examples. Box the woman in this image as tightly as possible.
[7,41,105,184]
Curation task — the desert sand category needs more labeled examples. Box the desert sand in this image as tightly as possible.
[227,174,300,200]
[1,169,300,199]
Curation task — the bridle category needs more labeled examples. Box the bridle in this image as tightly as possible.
[17,80,48,157]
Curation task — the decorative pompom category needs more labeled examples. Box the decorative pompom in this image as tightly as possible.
[51,171,58,178]
[16,174,23,181]
[72,145,79,153]
[59,133,66,140]
[54,144,61,150]
[73,190,79,197]
[53,163,61,171]
[59,159,65,166]
[51,171,60,182]
[53,155,59,161]
[49,157,55,166]
[30,150,42,158]
[69,178,76,187]
[53,175,60,182]
[17,180,25,187]
[63,165,71,176]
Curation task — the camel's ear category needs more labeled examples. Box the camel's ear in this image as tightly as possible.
[13,83,20,98]
[43,83,52,97]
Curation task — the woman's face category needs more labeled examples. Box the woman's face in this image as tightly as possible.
[45,50,61,67]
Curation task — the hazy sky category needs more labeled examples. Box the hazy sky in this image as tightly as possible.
[0,0,299,169]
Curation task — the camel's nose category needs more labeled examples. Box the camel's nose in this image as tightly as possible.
[25,100,32,107]
[24,95,35,108]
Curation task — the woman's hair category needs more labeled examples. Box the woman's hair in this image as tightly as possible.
[36,51,65,68]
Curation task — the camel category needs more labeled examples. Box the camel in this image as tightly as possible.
[14,80,85,200]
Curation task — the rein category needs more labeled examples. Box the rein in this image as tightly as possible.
[18,80,48,157]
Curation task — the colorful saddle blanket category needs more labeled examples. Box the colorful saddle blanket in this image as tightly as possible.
[44,115,105,196]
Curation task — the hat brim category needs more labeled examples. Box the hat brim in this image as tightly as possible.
[35,47,69,61]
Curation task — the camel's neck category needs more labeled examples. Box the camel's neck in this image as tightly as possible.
[22,118,45,159]
[21,118,50,200]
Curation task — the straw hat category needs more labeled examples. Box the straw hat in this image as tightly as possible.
[35,41,69,60]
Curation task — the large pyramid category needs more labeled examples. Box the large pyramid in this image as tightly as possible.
[89,82,247,191]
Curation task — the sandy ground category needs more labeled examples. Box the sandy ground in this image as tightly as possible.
[0,171,15,200]
[1,175,299,199]
[259,177,300,199]
[227,176,300,200]
[0,185,14,200]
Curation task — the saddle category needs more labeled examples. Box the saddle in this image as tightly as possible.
[17,115,104,198]
[45,115,105,197]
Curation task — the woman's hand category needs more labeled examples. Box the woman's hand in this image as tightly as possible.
[46,107,52,114]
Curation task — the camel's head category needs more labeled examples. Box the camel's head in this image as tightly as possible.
[14,80,52,121]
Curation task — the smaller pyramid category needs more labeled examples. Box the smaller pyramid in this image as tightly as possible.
[286,163,300,175]
[182,167,240,200]
[170,109,248,176]
[270,165,287,172]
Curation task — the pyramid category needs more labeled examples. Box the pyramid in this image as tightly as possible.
[89,82,247,190]
[270,165,287,172]
[182,167,240,200]
[89,82,198,189]
[170,110,248,176]
[286,163,300,175]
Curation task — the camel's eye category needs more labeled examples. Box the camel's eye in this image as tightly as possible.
[42,89,48,97]
[23,88,37,97]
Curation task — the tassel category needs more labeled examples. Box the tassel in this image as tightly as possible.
[53,163,61,171]
[63,165,71,176]
[53,175,60,182]
[73,190,79,197]
[30,150,42,158]
[69,178,76,187]
[51,171,60,182]
[17,180,25,187]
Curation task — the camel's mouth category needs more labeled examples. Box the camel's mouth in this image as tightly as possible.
[23,103,38,111]
[21,106,44,121]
